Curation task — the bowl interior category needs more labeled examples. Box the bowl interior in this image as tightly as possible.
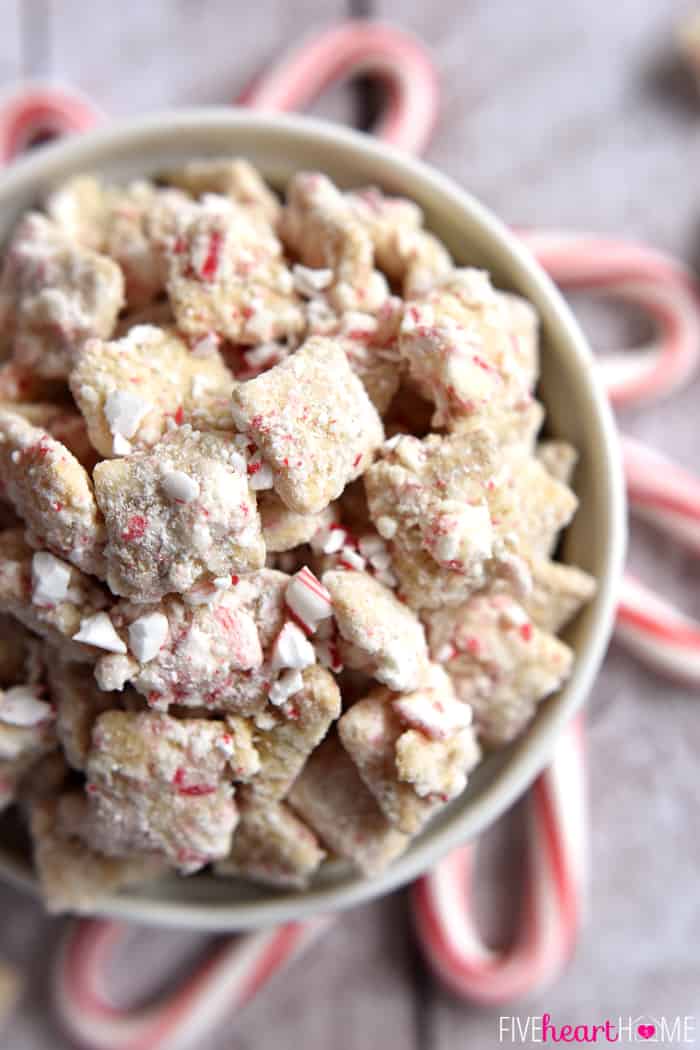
[0,111,626,929]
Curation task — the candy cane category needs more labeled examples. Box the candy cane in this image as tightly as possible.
[0,82,103,165]
[523,236,700,685]
[54,916,331,1050]
[611,437,700,685]
[238,21,439,154]
[622,435,700,555]
[413,717,586,1005]
[519,230,700,407]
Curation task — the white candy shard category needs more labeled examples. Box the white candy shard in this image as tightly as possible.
[31,551,71,607]
[0,685,52,727]
[128,612,169,663]
[292,264,333,297]
[161,469,200,503]
[268,668,304,706]
[393,691,473,741]
[338,547,366,571]
[311,526,347,555]
[248,460,274,490]
[285,567,333,633]
[315,638,343,673]
[112,433,132,456]
[73,612,127,653]
[104,390,152,440]
[376,516,397,540]
[271,621,317,672]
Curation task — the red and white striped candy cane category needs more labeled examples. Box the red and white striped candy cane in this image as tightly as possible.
[522,233,700,687]
[413,717,586,1004]
[614,438,700,685]
[0,82,103,164]
[622,435,700,556]
[238,21,439,155]
[54,916,331,1050]
[519,230,700,407]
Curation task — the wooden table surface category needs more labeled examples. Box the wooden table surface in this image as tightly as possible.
[1,2,699,1047]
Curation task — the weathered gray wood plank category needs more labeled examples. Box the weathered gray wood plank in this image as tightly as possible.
[3,0,700,1046]
[47,0,354,123]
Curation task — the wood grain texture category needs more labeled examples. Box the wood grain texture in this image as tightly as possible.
[1,0,700,1047]
[0,1,21,85]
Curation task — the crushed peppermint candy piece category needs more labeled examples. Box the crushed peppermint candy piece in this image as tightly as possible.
[190,332,221,357]
[0,685,53,727]
[315,638,344,673]
[161,469,200,503]
[271,621,317,671]
[31,551,71,607]
[269,668,304,706]
[112,433,132,456]
[128,612,169,663]
[242,343,286,372]
[73,612,127,653]
[311,525,347,555]
[376,516,398,540]
[392,690,473,741]
[248,459,274,490]
[338,547,366,571]
[104,390,152,441]
[285,567,333,634]
[292,264,333,298]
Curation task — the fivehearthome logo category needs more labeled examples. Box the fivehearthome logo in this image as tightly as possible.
[498,1014,697,1044]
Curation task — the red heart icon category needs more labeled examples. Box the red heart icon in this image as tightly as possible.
[637,1024,655,1040]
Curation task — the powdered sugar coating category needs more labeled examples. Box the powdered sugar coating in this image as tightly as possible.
[251,665,341,800]
[322,570,428,692]
[94,570,289,715]
[258,492,335,553]
[0,529,108,662]
[288,735,409,877]
[94,425,264,601]
[30,794,166,913]
[280,173,389,314]
[70,325,234,456]
[425,591,574,748]
[346,186,453,297]
[0,408,105,575]
[399,269,536,430]
[232,337,384,514]
[338,676,479,834]
[523,558,597,635]
[166,195,303,345]
[304,296,404,413]
[48,660,120,771]
[0,212,124,378]
[216,793,325,889]
[84,710,248,871]
[164,157,281,225]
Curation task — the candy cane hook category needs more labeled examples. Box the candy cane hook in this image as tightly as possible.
[518,230,700,407]
[238,21,439,154]
[413,718,586,1005]
[54,916,331,1050]
[0,82,103,165]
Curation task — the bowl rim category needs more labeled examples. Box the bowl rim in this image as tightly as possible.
[0,108,627,929]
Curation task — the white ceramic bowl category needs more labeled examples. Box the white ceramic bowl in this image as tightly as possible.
[0,109,626,930]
